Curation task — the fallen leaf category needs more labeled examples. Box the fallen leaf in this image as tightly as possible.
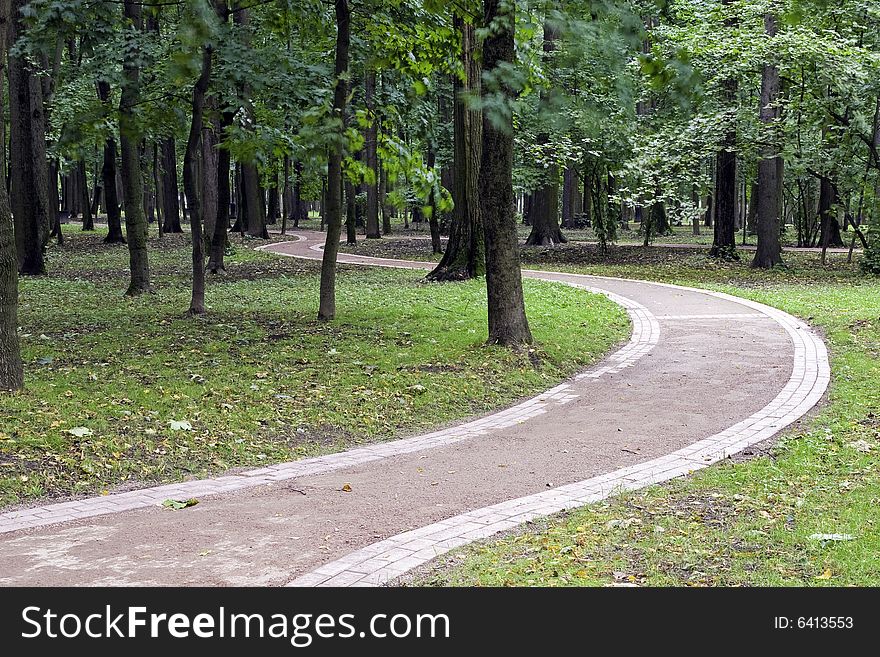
[162,498,199,510]
[815,568,833,580]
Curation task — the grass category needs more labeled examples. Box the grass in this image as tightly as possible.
[415,247,880,587]
[0,226,629,508]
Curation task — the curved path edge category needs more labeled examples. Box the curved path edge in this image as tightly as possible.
[0,244,657,536]
[274,239,830,587]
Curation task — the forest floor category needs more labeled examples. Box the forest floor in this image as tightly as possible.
[0,225,628,508]
[399,241,880,586]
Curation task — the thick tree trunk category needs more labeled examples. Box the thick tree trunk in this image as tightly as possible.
[525,24,565,247]
[120,0,150,295]
[183,45,212,315]
[365,69,380,239]
[710,0,738,259]
[481,0,532,347]
[0,0,22,390]
[159,138,182,233]
[9,0,49,275]
[752,13,784,269]
[428,15,484,281]
[318,0,350,321]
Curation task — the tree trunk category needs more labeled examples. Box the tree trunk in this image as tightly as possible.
[318,0,350,321]
[9,0,49,275]
[48,160,62,245]
[183,43,212,315]
[0,0,22,389]
[345,179,357,245]
[209,113,232,273]
[752,13,784,269]
[293,160,305,227]
[101,133,125,243]
[200,103,219,245]
[427,148,442,254]
[120,0,150,295]
[428,18,484,280]
[159,137,182,233]
[242,162,266,238]
[281,156,290,234]
[818,176,844,249]
[79,160,95,231]
[267,173,279,225]
[481,0,532,347]
[380,162,392,234]
[710,0,738,259]
[525,23,565,247]
[365,69,380,239]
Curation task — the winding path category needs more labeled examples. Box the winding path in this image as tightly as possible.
[0,231,828,586]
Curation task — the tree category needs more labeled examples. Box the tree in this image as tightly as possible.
[428,13,484,281]
[318,0,351,321]
[480,0,532,347]
[752,12,783,269]
[525,22,566,247]
[181,1,215,315]
[0,0,22,390]
[364,69,381,239]
[709,0,738,260]
[8,0,50,275]
[97,81,125,244]
[119,0,151,295]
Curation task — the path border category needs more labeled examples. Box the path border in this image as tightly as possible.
[269,246,830,587]
[0,265,657,535]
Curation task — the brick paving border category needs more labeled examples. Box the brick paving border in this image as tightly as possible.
[0,269,658,536]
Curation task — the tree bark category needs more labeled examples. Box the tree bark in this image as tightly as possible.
[293,160,305,227]
[710,0,738,259]
[752,13,784,269]
[0,0,22,390]
[120,0,150,295]
[79,160,95,231]
[183,42,212,315]
[818,176,844,248]
[365,69,380,239]
[159,138,182,233]
[481,0,532,346]
[525,23,565,247]
[209,113,232,273]
[345,179,357,245]
[8,0,49,275]
[318,0,350,321]
[428,15,484,281]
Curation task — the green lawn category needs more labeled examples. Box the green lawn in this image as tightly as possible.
[0,227,629,508]
[415,249,880,587]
